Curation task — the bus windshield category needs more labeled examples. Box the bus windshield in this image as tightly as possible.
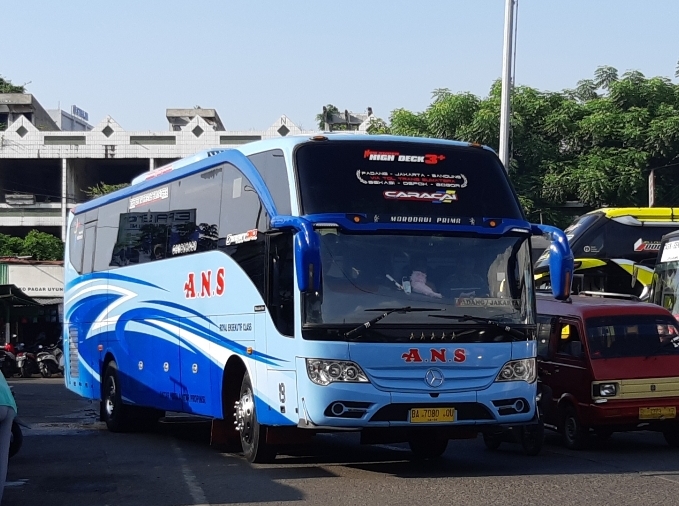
[304,232,534,328]
[586,315,679,359]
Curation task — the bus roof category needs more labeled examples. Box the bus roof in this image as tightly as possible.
[585,207,679,222]
[74,134,498,215]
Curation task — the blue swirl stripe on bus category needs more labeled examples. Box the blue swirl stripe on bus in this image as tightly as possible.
[65,272,167,292]
[143,299,214,325]
[66,278,285,367]
[67,293,123,338]
[112,306,284,367]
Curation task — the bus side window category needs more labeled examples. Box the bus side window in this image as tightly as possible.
[110,184,172,266]
[248,149,291,215]
[169,164,224,256]
[220,164,270,299]
[82,222,97,274]
[268,232,294,337]
[95,199,128,272]
[69,216,85,274]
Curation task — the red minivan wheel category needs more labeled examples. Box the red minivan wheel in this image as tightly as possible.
[562,407,589,450]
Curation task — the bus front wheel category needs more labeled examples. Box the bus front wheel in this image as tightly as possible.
[235,372,276,463]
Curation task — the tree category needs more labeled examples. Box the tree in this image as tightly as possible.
[369,65,679,228]
[20,230,64,261]
[0,76,26,130]
[0,76,25,94]
[316,104,347,131]
[84,182,129,199]
[0,234,25,257]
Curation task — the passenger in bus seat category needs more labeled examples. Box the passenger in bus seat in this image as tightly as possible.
[409,258,443,298]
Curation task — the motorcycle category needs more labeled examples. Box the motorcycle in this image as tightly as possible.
[16,343,40,379]
[1,342,19,378]
[36,339,64,378]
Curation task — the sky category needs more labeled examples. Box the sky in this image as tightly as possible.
[4,0,679,132]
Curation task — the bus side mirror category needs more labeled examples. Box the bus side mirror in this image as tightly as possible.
[532,224,574,301]
[270,216,322,293]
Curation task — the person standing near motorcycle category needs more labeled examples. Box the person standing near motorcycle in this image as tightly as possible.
[0,373,16,503]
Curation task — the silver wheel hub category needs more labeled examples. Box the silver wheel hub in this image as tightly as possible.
[234,388,254,444]
[565,417,576,441]
[106,377,116,416]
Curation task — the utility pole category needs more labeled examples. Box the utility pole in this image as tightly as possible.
[649,169,655,207]
[499,0,516,171]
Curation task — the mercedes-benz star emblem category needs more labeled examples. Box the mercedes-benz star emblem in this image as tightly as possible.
[424,368,445,388]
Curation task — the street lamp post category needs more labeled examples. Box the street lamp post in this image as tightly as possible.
[499,0,516,172]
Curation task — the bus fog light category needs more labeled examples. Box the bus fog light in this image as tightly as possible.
[306,359,370,386]
[495,359,536,383]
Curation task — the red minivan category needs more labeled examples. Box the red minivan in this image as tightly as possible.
[536,294,679,449]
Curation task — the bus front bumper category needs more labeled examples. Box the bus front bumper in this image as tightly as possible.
[296,372,537,431]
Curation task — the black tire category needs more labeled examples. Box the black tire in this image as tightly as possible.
[9,420,22,459]
[483,432,503,451]
[236,372,276,463]
[19,364,31,378]
[521,422,544,456]
[408,437,448,459]
[663,427,679,448]
[102,362,131,432]
[562,406,588,450]
[39,364,51,378]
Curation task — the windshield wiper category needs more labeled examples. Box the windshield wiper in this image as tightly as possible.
[344,306,443,340]
[428,314,526,340]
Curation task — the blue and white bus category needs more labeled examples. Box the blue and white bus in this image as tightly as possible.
[64,135,573,461]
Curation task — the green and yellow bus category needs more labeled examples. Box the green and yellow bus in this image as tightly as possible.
[535,208,679,299]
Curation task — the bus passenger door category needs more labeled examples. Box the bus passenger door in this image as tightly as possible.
[261,232,298,425]
[79,221,98,399]
[178,317,213,416]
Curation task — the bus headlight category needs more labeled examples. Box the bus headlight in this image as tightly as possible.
[495,359,536,383]
[306,359,369,386]
[593,382,618,397]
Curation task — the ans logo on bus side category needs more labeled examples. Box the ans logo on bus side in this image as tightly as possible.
[401,348,466,363]
[184,268,225,299]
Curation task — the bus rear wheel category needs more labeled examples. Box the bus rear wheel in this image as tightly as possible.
[103,362,131,432]
[235,372,276,463]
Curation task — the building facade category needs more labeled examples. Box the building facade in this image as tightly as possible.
[0,97,374,241]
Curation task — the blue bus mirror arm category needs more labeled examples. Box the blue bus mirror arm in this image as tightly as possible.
[531,224,574,301]
[270,216,322,293]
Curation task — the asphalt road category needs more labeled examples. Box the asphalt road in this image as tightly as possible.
[4,378,679,506]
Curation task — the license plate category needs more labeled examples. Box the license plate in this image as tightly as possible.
[639,407,677,420]
[410,407,455,423]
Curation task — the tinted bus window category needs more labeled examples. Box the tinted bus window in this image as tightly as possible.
[168,165,224,257]
[110,185,171,266]
[295,141,523,219]
[220,164,269,298]
[94,199,128,272]
[248,149,291,215]
[69,216,85,273]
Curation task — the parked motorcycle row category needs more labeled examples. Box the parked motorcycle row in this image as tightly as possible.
[0,337,64,379]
